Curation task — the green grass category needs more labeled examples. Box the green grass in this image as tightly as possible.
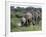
[11,24,42,32]
[11,17,42,32]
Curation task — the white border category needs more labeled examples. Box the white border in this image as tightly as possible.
[5,1,46,37]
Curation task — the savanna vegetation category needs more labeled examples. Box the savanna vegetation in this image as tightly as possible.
[11,6,42,32]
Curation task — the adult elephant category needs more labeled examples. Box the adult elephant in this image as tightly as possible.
[32,11,41,25]
[24,12,32,26]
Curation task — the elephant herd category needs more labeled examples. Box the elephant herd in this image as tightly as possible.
[21,12,41,27]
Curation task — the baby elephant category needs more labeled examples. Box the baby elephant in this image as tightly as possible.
[21,16,27,26]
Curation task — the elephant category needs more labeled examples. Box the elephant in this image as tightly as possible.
[21,16,27,26]
[21,11,41,26]
[21,12,33,26]
[32,11,41,25]
[24,12,32,26]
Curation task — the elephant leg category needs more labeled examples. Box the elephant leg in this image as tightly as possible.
[28,19,31,26]
[21,21,25,26]
[25,19,29,26]
[32,20,35,25]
